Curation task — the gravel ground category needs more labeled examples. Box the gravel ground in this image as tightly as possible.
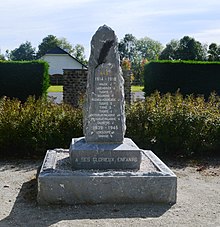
[0,158,219,227]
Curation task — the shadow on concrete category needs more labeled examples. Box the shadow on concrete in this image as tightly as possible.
[0,177,173,227]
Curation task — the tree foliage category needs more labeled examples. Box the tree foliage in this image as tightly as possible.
[0,54,5,60]
[37,35,87,64]
[9,41,36,61]
[136,37,163,60]
[57,37,74,54]
[208,43,220,61]
[72,44,87,65]
[159,36,207,61]
[37,35,59,58]
[5,35,87,64]
[159,39,179,60]
[118,34,137,62]
[119,34,163,84]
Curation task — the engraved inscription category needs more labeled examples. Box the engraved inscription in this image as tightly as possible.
[84,24,125,143]
[74,156,138,164]
[87,64,123,140]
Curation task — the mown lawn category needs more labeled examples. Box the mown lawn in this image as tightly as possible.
[48,85,144,93]
[47,86,63,92]
[131,85,144,92]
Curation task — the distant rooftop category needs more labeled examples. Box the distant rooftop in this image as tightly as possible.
[45,46,87,68]
[45,46,69,55]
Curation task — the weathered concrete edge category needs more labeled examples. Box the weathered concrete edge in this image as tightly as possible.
[37,149,177,205]
[142,150,176,176]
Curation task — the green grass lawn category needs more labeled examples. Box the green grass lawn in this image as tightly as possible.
[47,86,63,92]
[48,85,144,93]
[131,85,144,92]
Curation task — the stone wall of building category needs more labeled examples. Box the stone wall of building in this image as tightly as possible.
[63,69,88,107]
[63,69,131,107]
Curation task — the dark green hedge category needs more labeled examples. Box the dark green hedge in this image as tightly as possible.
[144,61,220,98]
[0,60,49,102]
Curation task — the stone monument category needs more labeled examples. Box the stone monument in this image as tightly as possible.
[69,25,141,170]
[37,25,177,205]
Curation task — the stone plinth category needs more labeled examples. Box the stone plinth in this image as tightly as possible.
[37,149,177,205]
[69,137,141,170]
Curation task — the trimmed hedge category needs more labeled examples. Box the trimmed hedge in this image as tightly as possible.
[0,60,49,102]
[144,61,220,98]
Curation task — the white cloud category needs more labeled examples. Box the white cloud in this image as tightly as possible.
[192,28,220,44]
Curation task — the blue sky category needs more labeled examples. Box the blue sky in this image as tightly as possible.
[1,0,220,59]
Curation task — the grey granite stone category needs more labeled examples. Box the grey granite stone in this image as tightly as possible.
[84,25,125,143]
[69,137,141,170]
[37,25,177,205]
[37,149,177,205]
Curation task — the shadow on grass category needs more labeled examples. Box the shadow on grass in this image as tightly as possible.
[0,177,173,227]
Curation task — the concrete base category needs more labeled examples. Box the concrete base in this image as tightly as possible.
[37,149,177,205]
[69,137,141,170]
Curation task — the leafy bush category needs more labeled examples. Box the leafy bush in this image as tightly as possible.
[0,97,83,158]
[126,91,220,158]
[1,93,220,158]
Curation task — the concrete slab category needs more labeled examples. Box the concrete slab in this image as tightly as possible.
[37,149,177,205]
[70,137,141,170]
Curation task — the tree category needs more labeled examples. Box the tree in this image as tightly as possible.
[176,36,206,60]
[37,35,87,63]
[136,37,163,60]
[159,36,207,61]
[119,34,162,84]
[37,35,59,58]
[57,37,74,54]
[208,43,220,61]
[0,53,5,60]
[9,41,36,61]
[118,34,137,62]
[159,39,179,60]
[72,44,87,65]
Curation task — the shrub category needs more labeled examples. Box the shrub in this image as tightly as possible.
[126,92,220,158]
[144,61,220,99]
[0,60,49,102]
[0,97,83,158]
[1,93,220,158]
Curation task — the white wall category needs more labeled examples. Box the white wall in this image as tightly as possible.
[41,54,84,75]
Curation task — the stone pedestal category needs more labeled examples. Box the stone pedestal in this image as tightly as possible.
[70,137,141,170]
[37,149,177,205]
